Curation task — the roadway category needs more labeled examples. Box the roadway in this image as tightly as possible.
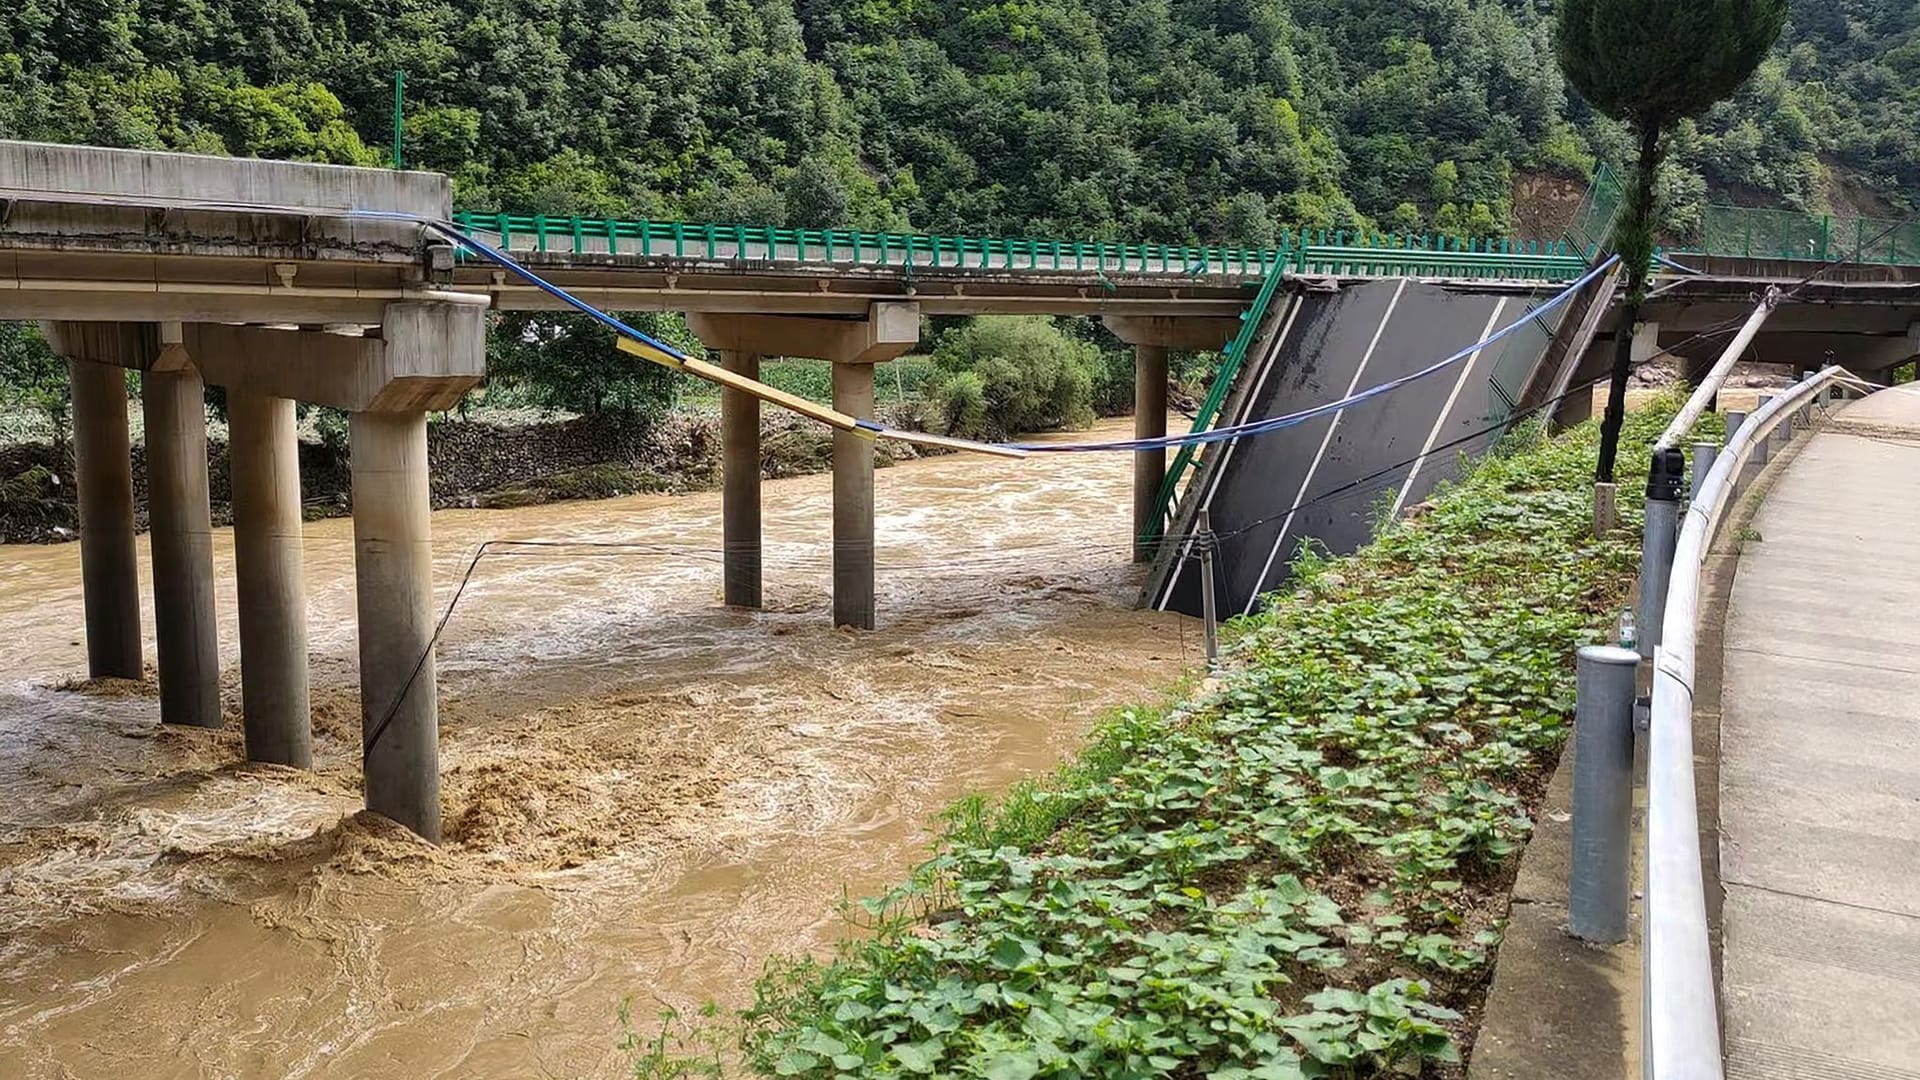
[1718,384,1920,1079]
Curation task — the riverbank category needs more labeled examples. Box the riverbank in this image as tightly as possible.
[0,405,933,544]
[737,401,1686,1078]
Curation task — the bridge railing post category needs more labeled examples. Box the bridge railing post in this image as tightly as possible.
[1691,440,1718,505]
[1570,644,1640,943]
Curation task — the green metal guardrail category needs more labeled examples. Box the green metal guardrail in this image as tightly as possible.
[1676,204,1920,266]
[1139,265,1291,551]
[449,212,1590,282]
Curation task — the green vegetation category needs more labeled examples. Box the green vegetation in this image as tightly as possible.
[676,357,944,412]
[2,1,1912,437]
[2,1,1912,241]
[1556,0,1787,482]
[927,318,1105,441]
[728,401,1680,1078]
[0,322,69,451]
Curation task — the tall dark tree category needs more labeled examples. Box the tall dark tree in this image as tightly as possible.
[1555,0,1788,483]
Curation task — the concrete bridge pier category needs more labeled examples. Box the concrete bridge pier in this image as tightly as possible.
[1101,316,1239,562]
[183,298,487,838]
[48,321,224,721]
[718,350,763,609]
[227,390,312,767]
[832,360,877,629]
[689,303,919,629]
[141,339,222,728]
[350,408,440,837]
[63,349,143,679]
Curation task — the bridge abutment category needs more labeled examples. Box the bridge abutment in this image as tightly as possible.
[228,390,313,768]
[719,350,763,609]
[64,350,143,680]
[1100,316,1238,563]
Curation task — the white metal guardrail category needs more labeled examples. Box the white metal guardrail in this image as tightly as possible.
[1642,364,1864,1079]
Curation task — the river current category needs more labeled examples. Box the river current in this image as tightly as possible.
[0,416,1194,1078]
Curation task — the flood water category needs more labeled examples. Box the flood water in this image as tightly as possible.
[0,416,1194,1078]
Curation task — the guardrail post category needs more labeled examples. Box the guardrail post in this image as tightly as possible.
[1570,644,1640,944]
[1724,409,1747,440]
[1638,447,1686,660]
[1691,441,1718,504]
[1754,395,1774,464]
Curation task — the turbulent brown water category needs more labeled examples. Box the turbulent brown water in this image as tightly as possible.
[0,417,1195,1079]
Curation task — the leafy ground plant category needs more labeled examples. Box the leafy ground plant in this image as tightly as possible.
[731,400,1679,1079]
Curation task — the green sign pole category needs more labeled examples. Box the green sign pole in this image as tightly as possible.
[391,70,405,169]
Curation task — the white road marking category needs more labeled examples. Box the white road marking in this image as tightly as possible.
[1242,279,1410,613]
[1388,297,1511,520]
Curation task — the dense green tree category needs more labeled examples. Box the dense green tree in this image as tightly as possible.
[0,322,70,455]
[484,311,699,421]
[1556,0,1788,483]
[929,316,1100,439]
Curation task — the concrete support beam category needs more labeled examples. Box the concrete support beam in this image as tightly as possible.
[1717,329,1920,377]
[141,362,221,727]
[1132,344,1169,562]
[349,409,440,840]
[66,355,142,679]
[720,350,763,609]
[229,391,312,768]
[183,296,488,412]
[687,302,920,365]
[832,362,876,630]
[1099,315,1240,353]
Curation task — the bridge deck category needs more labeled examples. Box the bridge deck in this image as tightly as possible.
[1719,385,1920,1079]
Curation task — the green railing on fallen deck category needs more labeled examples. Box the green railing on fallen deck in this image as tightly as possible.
[449,212,1591,282]
[1139,264,1291,552]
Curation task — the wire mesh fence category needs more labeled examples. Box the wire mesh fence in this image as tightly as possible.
[1688,205,1920,265]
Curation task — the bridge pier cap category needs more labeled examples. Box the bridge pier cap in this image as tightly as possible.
[686,302,920,365]
[183,297,488,413]
[1099,315,1239,352]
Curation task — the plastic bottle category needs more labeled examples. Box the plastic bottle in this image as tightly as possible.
[1617,606,1638,651]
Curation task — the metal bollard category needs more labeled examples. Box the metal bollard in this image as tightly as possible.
[1570,644,1640,944]
[1754,395,1774,463]
[1638,447,1685,661]
[1691,441,1718,504]
[1725,409,1747,440]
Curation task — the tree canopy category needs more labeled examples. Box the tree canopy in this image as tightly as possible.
[1555,0,1788,484]
[2,0,1913,247]
[1557,0,1791,131]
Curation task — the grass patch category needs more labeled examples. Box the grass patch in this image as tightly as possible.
[660,399,1680,1079]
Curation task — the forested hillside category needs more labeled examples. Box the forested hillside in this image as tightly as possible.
[2,0,1914,246]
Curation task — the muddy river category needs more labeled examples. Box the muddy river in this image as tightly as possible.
[0,416,1194,1078]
